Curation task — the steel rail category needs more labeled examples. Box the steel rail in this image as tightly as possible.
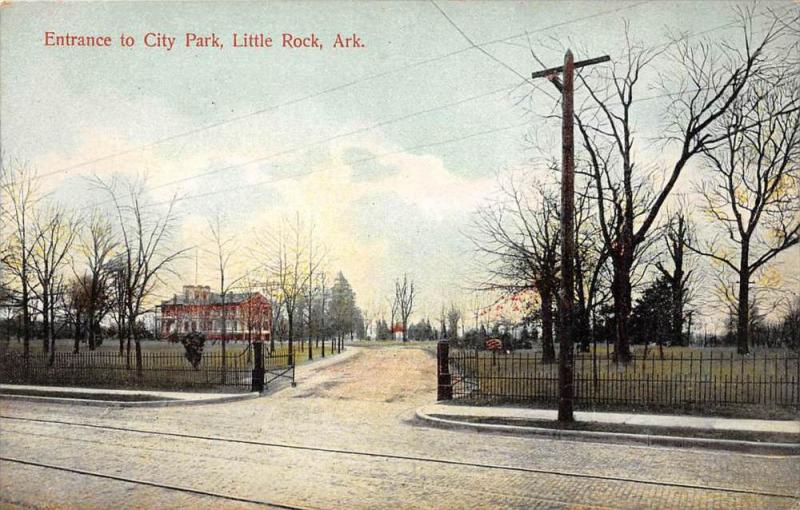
[1,415,797,501]
[0,456,319,510]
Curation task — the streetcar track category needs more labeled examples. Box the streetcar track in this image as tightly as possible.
[0,454,626,510]
[0,456,318,510]
[2,414,797,500]
[0,425,637,510]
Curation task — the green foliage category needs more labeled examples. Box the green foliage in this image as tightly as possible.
[328,272,360,339]
[180,331,206,369]
[375,318,391,340]
[630,276,674,346]
[408,319,434,340]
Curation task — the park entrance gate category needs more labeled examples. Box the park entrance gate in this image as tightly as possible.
[252,343,295,392]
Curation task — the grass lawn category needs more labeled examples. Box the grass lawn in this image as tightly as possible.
[1,336,342,363]
[449,344,800,417]
[0,336,345,391]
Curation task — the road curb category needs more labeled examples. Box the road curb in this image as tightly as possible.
[0,391,261,408]
[415,408,800,455]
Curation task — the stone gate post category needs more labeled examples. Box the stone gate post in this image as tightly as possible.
[252,341,265,393]
[437,340,452,401]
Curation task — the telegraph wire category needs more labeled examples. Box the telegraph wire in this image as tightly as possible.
[430,0,535,86]
[23,1,653,183]
[9,1,794,207]
[142,120,529,209]
[8,1,794,192]
[62,4,663,209]
[65,82,518,213]
[144,84,517,194]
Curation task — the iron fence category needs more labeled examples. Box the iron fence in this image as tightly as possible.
[263,350,296,387]
[447,348,800,411]
[0,348,295,392]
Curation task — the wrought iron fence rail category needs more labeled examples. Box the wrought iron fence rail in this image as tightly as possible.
[447,349,800,409]
[0,350,296,392]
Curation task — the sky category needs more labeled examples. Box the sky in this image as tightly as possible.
[1,0,798,330]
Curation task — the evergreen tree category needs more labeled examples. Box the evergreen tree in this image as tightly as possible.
[629,277,673,350]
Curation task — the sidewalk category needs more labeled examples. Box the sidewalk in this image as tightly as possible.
[416,402,800,454]
[0,383,259,408]
[0,348,359,407]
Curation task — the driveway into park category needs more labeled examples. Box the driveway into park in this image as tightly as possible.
[1,345,798,510]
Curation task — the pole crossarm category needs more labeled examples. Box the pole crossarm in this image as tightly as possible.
[528,49,611,423]
[531,55,610,79]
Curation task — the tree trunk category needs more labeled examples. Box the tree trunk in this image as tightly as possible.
[21,278,30,357]
[118,315,125,357]
[612,254,633,363]
[308,326,313,361]
[73,310,82,354]
[135,337,143,377]
[221,295,228,385]
[540,284,556,364]
[575,255,590,352]
[47,301,56,366]
[737,244,750,355]
[87,307,96,350]
[126,318,133,370]
[221,339,227,384]
[41,293,50,354]
[671,230,685,346]
[287,313,294,364]
[672,285,684,346]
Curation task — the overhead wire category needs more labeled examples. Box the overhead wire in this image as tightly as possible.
[18,1,653,183]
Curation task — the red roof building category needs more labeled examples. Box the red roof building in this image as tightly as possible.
[158,285,271,342]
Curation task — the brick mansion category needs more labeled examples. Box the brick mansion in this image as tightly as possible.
[157,285,271,342]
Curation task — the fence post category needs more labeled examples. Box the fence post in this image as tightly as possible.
[291,351,296,387]
[437,340,452,401]
[251,341,264,393]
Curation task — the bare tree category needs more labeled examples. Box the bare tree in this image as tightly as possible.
[446,304,461,341]
[689,76,800,354]
[258,213,312,361]
[207,211,244,382]
[63,276,89,353]
[95,176,188,373]
[303,223,325,361]
[75,212,117,350]
[573,181,610,352]
[575,11,792,361]
[655,210,695,347]
[29,205,78,363]
[261,277,282,353]
[438,304,446,340]
[470,176,559,363]
[0,159,40,356]
[317,271,329,356]
[394,274,415,342]
[238,271,271,363]
[390,295,399,339]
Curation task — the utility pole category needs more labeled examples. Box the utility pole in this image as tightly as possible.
[532,50,610,422]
